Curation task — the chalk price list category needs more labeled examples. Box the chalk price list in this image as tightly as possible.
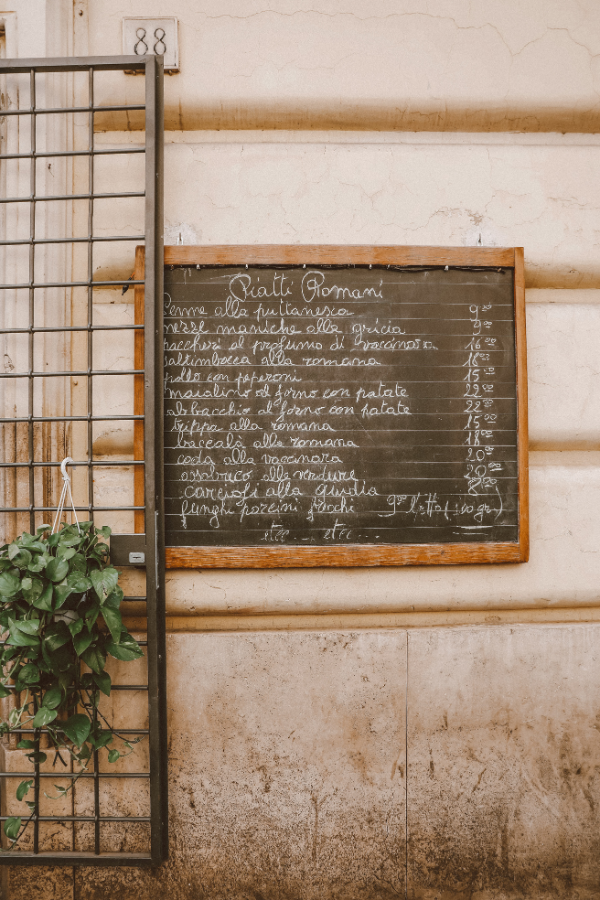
[163,266,519,546]
[461,304,507,538]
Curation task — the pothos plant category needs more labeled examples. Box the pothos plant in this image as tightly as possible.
[0,521,144,850]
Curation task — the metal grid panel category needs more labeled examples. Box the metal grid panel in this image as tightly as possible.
[0,56,166,865]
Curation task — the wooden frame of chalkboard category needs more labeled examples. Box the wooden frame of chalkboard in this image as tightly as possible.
[134,245,528,568]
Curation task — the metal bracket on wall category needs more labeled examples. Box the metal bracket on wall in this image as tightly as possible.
[110,534,147,567]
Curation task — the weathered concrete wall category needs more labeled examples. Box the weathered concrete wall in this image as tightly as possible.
[8,625,600,899]
[407,625,600,898]
[5,631,408,899]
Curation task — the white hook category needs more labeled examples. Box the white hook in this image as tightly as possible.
[52,457,80,534]
[60,457,74,482]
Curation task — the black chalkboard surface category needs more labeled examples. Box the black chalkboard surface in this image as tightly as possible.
[153,246,527,568]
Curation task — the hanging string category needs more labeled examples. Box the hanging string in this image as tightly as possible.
[52,457,80,534]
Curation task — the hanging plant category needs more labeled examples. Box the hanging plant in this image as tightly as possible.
[0,520,144,850]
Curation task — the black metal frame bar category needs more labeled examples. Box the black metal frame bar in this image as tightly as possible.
[0,55,166,866]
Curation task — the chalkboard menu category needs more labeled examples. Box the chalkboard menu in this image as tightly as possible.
[155,247,527,568]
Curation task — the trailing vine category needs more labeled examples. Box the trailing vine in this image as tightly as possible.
[0,522,143,849]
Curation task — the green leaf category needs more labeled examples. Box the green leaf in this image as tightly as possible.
[66,573,91,593]
[67,616,84,637]
[90,568,119,604]
[106,633,143,661]
[17,739,35,749]
[7,621,40,648]
[11,549,32,569]
[107,749,120,764]
[57,547,76,561]
[26,751,47,764]
[32,706,58,727]
[69,553,87,574]
[93,671,111,697]
[42,685,63,709]
[81,644,106,674]
[100,526,111,539]
[62,713,91,747]
[0,683,11,699]
[77,743,92,761]
[45,557,69,583]
[58,671,72,691]
[21,536,45,552]
[12,619,39,635]
[52,582,73,609]
[32,583,54,612]
[57,534,82,548]
[4,817,21,840]
[0,572,20,597]
[36,524,50,535]
[44,644,72,672]
[22,576,44,604]
[27,555,46,573]
[84,604,101,630]
[92,731,113,750]
[43,623,70,652]
[7,543,20,561]
[16,779,33,802]
[102,606,123,643]
[104,586,124,610]
[73,631,93,656]
[16,663,40,686]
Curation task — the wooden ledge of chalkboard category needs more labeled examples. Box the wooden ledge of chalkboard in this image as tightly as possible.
[163,245,516,267]
[165,543,525,569]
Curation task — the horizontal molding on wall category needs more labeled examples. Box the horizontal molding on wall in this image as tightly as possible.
[122,606,600,634]
[97,132,600,146]
[527,289,600,303]
[94,105,600,135]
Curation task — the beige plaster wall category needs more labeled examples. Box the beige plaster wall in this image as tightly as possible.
[91,131,600,621]
[84,0,600,132]
[97,132,600,288]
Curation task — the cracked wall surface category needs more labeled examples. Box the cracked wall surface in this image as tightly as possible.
[95,132,600,288]
[86,0,600,131]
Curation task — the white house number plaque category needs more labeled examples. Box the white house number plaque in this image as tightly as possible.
[122,17,179,72]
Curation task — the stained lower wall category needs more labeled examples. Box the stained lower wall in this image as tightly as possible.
[6,625,600,899]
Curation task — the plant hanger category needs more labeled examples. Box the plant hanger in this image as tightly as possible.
[52,457,80,535]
